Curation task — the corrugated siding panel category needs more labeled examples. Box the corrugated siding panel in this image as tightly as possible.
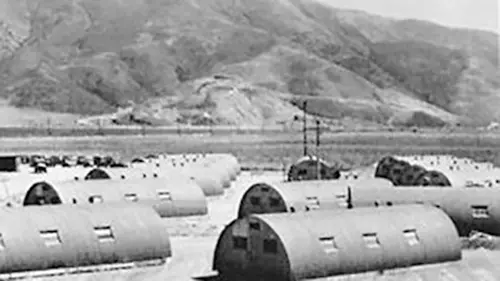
[252,205,460,280]
[23,177,207,218]
[0,203,171,274]
[351,187,500,236]
[93,165,225,197]
[238,178,393,217]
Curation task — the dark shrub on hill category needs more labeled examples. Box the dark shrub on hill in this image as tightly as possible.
[370,40,468,110]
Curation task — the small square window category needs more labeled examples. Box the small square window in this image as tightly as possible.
[472,205,489,218]
[261,187,270,192]
[335,194,346,200]
[232,236,247,250]
[297,170,307,176]
[306,196,320,210]
[403,229,420,246]
[263,239,277,254]
[249,222,261,231]
[250,196,261,206]
[157,191,172,201]
[124,193,138,202]
[40,230,62,247]
[94,226,115,243]
[335,194,348,207]
[362,233,380,248]
[269,197,280,207]
[88,195,103,204]
[319,237,338,253]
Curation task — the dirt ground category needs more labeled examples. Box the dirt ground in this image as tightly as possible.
[3,171,500,281]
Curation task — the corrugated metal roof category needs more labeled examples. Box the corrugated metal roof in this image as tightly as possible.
[392,155,498,187]
[22,177,208,218]
[215,205,460,280]
[237,178,393,217]
[0,203,171,274]
[350,187,500,236]
[157,153,240,180]
[293,155,331,167]
[86,166,225,196]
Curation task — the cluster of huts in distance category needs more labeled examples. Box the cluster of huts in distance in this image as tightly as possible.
[0,153,240,279]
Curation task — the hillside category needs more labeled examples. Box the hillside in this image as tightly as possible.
[0,0,497,127]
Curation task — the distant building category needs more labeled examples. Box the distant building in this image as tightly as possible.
[0,155,20,172]
[287,155,341,181]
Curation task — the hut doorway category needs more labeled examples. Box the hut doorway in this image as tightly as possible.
[23,182,63,206]
[247,219,261,264]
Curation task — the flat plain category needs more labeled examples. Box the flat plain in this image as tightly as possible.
[1,130,500,169]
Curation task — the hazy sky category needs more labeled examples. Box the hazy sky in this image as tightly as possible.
[319,0,499,33]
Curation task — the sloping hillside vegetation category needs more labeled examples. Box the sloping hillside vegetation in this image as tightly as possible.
[370,41,469,110]
[0,0,497,127]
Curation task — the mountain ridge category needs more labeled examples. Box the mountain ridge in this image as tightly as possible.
[0,0,498,127]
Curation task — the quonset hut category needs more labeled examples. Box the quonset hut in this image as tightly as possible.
[1,167,93,185]
[374,156,451,186]
[0,203,171,275]
[151,165,227,196]
[204,153,241,181]
[287,156,341,181]
[85,167,225,197]
[214,205,461,281]
[155,153,239,188]
[349,187,500,236]
[156,159,232,190]
[0,155,20,172]
[84,168,156,180]
[22,177,208,218]
[237,178,393,218]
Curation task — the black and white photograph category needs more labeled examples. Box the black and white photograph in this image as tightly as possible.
[0,0,498,280]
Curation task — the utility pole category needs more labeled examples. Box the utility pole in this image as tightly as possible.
[347,187,353,209]
[46,118,52,136]
[303,100,308,157]
[316,118,321,180]
[141,124,146,136]
[97,119,103,136]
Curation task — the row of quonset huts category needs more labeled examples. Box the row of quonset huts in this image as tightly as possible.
[0,153,240,278]
[374,154,500,187]
[290,153,499,187]
[213,177,500,280]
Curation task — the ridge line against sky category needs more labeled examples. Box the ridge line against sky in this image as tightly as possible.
[318,0,499,34]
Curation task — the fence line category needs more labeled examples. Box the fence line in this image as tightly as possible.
[0,125,286,138]
[0,121,356,138]
[0,123,489,140]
